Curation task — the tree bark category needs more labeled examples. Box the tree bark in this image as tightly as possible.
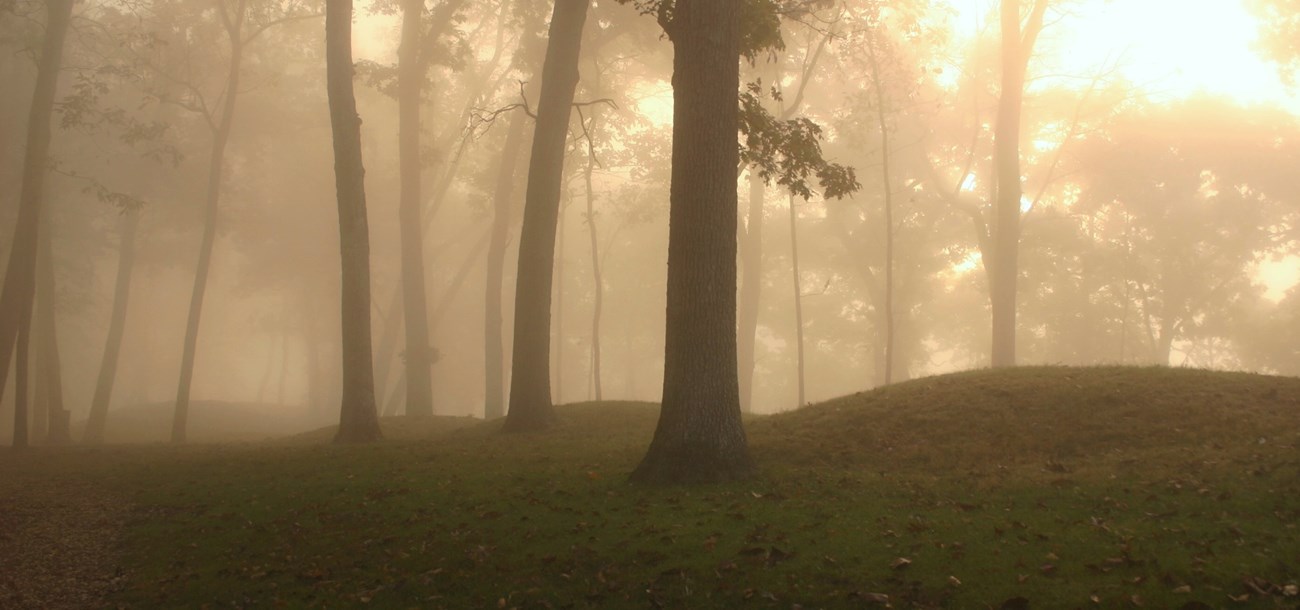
[484,110,527,419]
[0,0,73,405]
[84,210,139,444]
[503,0,591,432]
[396,0,435,418]
[326,0,382,443]
[737,172,763,412]
[171,2,246,443]
[631,0,754,484]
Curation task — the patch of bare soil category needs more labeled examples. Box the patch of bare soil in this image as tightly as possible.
[0,469,129,609]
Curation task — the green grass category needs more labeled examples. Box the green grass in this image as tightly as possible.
[4,366,1299,608]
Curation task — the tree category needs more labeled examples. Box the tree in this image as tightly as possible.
[84,210,140,444]
[481,7,545,422]
[484,108,529,419]
[325,0,381,443]
[32,204,69,444]
[581,114,605,402]
[1250,0,1300,80]
[631,0,755,483]
[738,14,833,410]
[864,23,896,385]
[989,0,1048,367]
[165,0,317,443]
[391,0,473,418]
[394,0,437,419]
[503,0,591,433]
[0,0,74,443]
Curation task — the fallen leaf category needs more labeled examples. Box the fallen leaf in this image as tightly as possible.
[890,557,912,570]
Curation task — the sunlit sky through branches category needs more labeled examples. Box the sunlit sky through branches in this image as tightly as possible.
[948,0,1299,112]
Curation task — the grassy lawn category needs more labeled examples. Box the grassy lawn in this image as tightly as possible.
[3,366,1299,608]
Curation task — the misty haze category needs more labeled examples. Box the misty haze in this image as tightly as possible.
[1,0,1297,607]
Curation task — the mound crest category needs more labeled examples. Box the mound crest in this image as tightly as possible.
[750,366,1300,473]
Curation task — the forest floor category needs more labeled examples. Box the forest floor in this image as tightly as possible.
[1,366,1298,609]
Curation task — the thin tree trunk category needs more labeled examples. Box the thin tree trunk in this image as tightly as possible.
[555,197,566,405]
[583,144,603,402]
[631,0,754,484]
[34,205,68,444]
[326,0,381,443]
[171,4,246,443]
[32,209,64,442]
[381,371,406,418]
[787,194,805,407]
[32,313,49,441]
[504,0,591,432]
[737,33,826,411]
[484,110,527,419]
[306,324,322,411]
[13,319,29,448]
[383,228,492,417]
[0,0,73,403]
[84,210,139,444]
[256,335,274,402]
[276,323,289,404]
[370,287,404,410]
[396,0,434,418]
[865,30,895,385]
[737,172,763,412]
[990,0,1047,368]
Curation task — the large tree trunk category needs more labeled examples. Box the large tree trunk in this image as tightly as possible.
[396,0,434,418]
[326,0,381,444]
[737,172,763,412]
[0,0,73,404]
[631,0,754,484]
[484,110,527,419]
[84,211,139,444]
[171,8,246,443]
[503,0,590,432]
[990,0,1047,368]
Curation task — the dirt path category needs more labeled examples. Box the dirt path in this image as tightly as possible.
[0,464,129,609]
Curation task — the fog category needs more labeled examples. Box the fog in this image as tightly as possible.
[2,0,1298,443]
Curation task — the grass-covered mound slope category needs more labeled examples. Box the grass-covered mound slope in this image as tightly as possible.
[2,367,1296,609]
[753,366,1300,474]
